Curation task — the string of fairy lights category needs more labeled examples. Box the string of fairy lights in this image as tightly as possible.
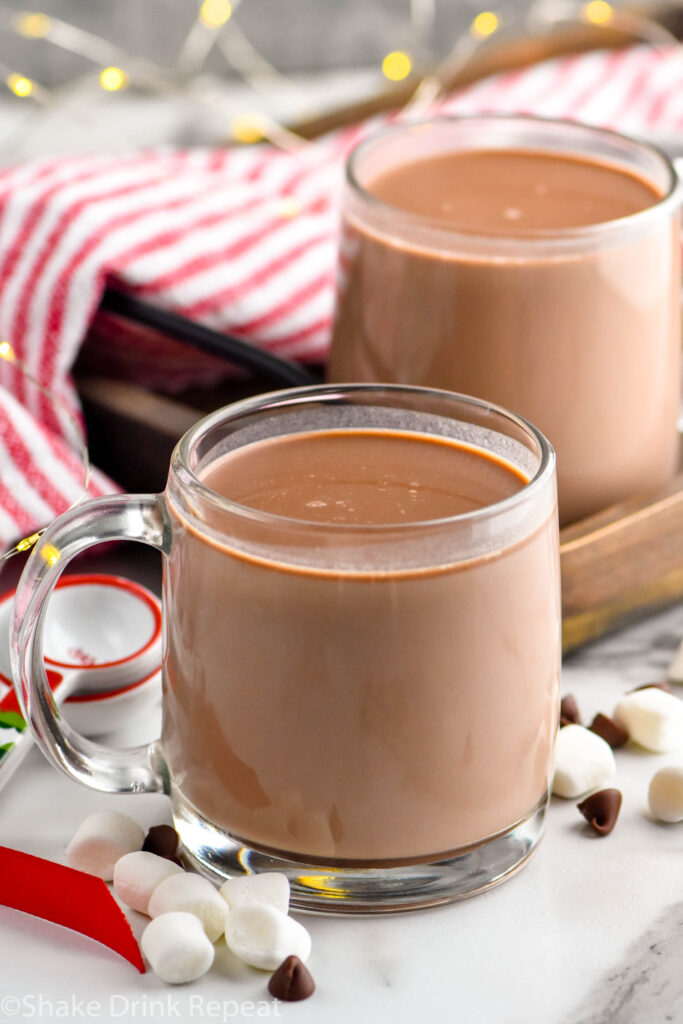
[0,0,677,562]
[0,0,677,151]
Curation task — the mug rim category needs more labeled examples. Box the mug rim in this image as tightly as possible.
[171,383,556,534]
[344,113,681,252]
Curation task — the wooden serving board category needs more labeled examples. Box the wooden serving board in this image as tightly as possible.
[560,468,683,652]
[77,374,683,656]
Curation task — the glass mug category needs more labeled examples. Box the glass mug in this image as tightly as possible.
[328,115,682,527]
[12,385,560,912]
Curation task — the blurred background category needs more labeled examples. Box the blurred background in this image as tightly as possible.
[7,0,679,80]
[0,0,680,157]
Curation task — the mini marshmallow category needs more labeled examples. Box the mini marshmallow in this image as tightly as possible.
[223,904,311,971]
[149,872,228,942]
[552,724,616,799]
[113,850,184,914]
[648,765,683,823]
[66,811,144,881]
[219,873,290,916]
[141,911,214,984]
[668,639,683,684]
[614,688,683,753]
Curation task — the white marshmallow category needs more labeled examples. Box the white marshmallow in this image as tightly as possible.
[668,639,683,684]
[614,688,683,753]
[66,811,144,881]
[141,911,214,984]
[552,724,616,799]
[223,903,311,971]
[648,765,683,823]
[219,873,290,916]
[149,872,228,942]
[113,850,184,914]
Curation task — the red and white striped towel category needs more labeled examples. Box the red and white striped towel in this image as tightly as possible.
[0,44,681,549]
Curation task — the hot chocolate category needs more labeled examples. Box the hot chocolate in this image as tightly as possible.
[366,148,660,230]
[162,427,560,865]
[13,382,561,907]
[328,125,681,525]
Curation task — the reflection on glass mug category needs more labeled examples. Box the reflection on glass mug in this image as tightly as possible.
[13,385,560,912]
[328,116,681,526]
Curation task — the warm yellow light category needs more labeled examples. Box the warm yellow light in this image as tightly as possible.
[13,12,51,38]
[583,0,613,24]
[40,543,60,567]
[7,74,34,98]
[471,11,499,38]
[296,875,347,896]
[16,533,40,553]
[279,197,301,219]
[0,341,15,361]
[382,51,413,82]
[231,113,267,144]
[99,66,128,92]
[200,0,233,28]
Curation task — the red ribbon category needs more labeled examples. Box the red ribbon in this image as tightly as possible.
[0,845,145,973]
[0,668,63,716]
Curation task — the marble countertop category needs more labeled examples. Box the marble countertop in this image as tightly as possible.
[1,551,682,1024]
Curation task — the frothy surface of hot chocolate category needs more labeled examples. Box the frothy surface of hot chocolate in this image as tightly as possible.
[200,429,527,526]
[366,148,661,233]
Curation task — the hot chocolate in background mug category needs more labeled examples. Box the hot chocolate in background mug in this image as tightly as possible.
[12,385,560,912]
[328,116,682,527]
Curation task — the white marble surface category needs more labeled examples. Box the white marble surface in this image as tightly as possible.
[1,593,682,1024]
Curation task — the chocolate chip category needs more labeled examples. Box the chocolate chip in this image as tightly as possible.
[268,955,315,1002]
[142,824,180,861]
[628,682,673,695]
[560,694,581,727]
[577,788,622,836]
[589,713,629,749]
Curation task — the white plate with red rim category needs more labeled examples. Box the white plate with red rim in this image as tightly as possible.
[0,573,162,788]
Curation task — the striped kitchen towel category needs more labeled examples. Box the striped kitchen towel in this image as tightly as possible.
[0,43,680,548]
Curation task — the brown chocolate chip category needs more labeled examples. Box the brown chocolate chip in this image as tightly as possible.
[589,713,629,749]
[628,682,673,695]
[142,824,180,860]
[268,955,316,1002]
[560,694,581,727]
[577,788,622,836]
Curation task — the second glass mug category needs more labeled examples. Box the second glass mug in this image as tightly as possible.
[328,115,682,528]
[12,385,560,912]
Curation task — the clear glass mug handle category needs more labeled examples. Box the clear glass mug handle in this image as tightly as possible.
[10,493,170,794]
